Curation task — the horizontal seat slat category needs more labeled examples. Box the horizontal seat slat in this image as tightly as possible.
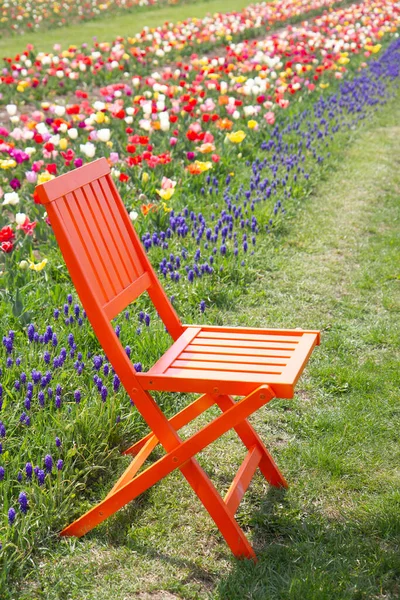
[162,368,283,384]
[171,360,283,375]
[197,332,301,343]
[179,352,288,366]
[191,338,297,350]
[186,324,320,342]
[147,327,201,375]
[185,344,292,358]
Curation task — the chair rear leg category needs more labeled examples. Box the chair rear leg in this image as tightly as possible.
[215,395,287,488]
[179,457,256,560]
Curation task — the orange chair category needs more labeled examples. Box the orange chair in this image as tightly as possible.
[35,158,320,559]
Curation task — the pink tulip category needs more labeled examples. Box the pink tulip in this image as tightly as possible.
[26,171,38,184]
[264,111,275,125]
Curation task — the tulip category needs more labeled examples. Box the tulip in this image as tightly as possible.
[97,128,111,142]
[264,111,276,125]
[226,131,246,144]
[6,105,17,117]
[2,192,19,206]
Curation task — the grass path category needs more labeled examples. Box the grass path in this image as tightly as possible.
[0,0,260,57]
[13,95,400,599]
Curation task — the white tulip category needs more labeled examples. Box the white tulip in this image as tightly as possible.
[2,192,20,206]
[68,128,78,140]
[49,134,60,146]
[6,104,17,116]
[54,105,66,117]
[80,143,96,158]
[97,128,111,142]
[129,210,138,222]
[15,212,27,225]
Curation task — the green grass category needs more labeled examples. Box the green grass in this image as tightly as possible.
[7,72,400,600]
[0,0,261,57]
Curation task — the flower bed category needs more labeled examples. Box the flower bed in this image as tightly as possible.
[0,0,349,102]
[0,0,187,38]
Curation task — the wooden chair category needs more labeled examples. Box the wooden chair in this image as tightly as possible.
[35,158,320,559]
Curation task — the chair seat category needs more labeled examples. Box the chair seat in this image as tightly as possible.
[137,325,320,399]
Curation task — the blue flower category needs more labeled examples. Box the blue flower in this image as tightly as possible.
[25,463,33,479]
[37,469,45,486]
[18,492,28,514]
[8,507,16,525]
[113,375,120,392]
[44,455,53,473]
[27,324,35,342]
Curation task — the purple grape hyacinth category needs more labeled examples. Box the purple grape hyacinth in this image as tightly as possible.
[18,492,28,514]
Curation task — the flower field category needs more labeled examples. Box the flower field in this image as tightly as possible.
[0,0,186,38]
[1,0,400,588]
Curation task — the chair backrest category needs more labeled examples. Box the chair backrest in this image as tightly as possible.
[35,158,183,341]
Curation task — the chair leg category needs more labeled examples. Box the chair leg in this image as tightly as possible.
[61,385,273,539]
[179,457,256,559]
[215,395,288,488]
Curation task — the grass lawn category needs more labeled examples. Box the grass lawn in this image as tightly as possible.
[0,0,262,57]
[9,73,400,599]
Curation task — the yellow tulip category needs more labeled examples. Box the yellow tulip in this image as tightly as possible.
[37,172,55,184]
[29,258,48,272]
[226,130,246,144]
[157,188,175,201]
[247,120,258,130]
[95,111,105,124]
[162,202,172,213]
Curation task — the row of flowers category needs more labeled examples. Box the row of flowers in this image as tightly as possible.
[0,0,399,267]
[0,0,183,37]
[0,0,348,102]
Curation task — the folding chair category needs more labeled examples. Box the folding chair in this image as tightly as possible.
[35,158,320,559]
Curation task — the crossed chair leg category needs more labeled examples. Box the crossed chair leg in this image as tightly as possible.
[61,385,287,559]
